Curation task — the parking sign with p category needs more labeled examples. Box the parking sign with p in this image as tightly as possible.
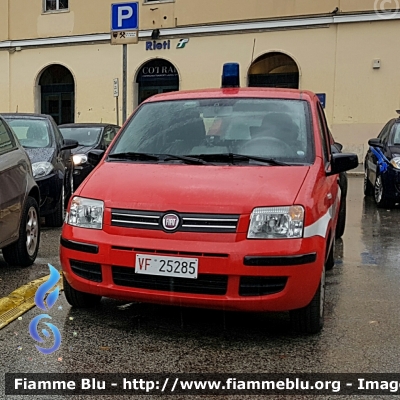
[111,2,139,31]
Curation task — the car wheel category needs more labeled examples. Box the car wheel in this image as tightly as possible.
[290,265,325,334]
[374,173,394,208]
[63,276,102,308]
[2,196,40,267]
[335,200,346,239]
[45,182,65,227]
[364,168,374,196]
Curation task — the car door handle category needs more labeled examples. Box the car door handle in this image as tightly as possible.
[326,193,332,200]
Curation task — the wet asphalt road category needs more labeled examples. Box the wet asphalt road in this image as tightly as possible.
[2,175,400,399]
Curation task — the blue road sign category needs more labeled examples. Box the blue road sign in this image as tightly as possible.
[111,2,139,31]
[316,93,326,108]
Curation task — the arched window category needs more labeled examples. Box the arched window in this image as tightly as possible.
[39,64,74,124]
[136,59,179,104]
[248,52,299,89]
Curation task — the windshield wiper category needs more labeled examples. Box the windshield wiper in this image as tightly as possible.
[162,154,210,165]
[189,153,289,166]
[108,152,160,161]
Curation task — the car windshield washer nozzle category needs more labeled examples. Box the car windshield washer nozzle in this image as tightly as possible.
[221,63,240,88]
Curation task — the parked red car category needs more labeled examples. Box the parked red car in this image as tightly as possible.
[60,64,358,333]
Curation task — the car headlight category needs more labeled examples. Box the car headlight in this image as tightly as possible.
[390,157,400,169]
[67,196,104,229]
[248,206,304,239]
[73,154,88,166]
[32,162,54,178]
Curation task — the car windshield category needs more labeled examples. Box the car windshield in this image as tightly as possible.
[110,98,314,165]
[392,124,400,145]
[60,127,102,146]
[6,119,51,148]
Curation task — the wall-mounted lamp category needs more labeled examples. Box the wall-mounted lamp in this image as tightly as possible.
[151,29,160,40]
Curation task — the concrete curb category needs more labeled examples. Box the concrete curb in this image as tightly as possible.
[0,274,63,330]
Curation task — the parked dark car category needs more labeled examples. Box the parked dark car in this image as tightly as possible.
[364,111,400,208]
[2,113,78,227]
[0,115,41,266]
[58,123,120,189]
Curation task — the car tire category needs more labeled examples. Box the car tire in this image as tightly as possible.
[63,276,102,308]
[45,183,65,227]
[374,173,394,208]
[335,201,346,239]
[364,168,374,196]
[290,265,325,334]
[2,196,40,267]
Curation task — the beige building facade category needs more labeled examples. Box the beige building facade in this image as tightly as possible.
[1,0,400,159]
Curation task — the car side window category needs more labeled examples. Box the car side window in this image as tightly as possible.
[0,119,16,156]
[316,103,330,165]
[378,121,393,144]
[54,125,65,148]
[103,127,117,148]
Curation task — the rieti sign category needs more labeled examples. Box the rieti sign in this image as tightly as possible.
[146,40,171,50]
[145,39,189,50]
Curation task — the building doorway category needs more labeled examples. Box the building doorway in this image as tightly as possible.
[248,52,299,89]
[136,59,179,104]
[39,65,74,124]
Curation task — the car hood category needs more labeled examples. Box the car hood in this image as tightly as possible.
[79,162,310,214]
[24,148,55,164]
[72,145,94,155]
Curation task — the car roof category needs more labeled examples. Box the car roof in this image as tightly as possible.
[58,123,119,128]
[143,87,316,103]
[1,113,52,120]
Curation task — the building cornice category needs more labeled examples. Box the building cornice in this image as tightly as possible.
[0,11,397,49]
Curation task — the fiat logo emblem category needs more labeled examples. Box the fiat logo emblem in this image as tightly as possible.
[162,213,180,231]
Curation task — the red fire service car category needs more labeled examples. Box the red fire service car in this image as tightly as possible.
[60,63,358,333]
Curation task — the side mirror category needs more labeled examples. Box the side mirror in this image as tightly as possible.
[327,152,359,176]
[88,149,105,167]
[331,142,343,154]
[368,138,384,149]
[61,139,79,150]
[334,142,343,152]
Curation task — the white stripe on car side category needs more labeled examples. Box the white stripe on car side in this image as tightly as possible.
[303,188,340,238]
[304,208,332,238]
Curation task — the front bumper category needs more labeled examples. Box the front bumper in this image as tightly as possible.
[72,163,93,189]
[36,173,62,216]
[60,225,325,312]
[382,166,400,200]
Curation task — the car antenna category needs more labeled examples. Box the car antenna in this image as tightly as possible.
[16,105,18,113]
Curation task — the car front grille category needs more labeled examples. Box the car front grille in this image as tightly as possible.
[111,209,239,233]
[70,260,102,282]
[239,277,287,297]
[112,266,228,295]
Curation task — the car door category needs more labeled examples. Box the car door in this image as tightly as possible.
[316,103,339,242]
[0,119,27,246]
[368,120,394,185]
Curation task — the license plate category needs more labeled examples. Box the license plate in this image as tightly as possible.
[135,254,198,279]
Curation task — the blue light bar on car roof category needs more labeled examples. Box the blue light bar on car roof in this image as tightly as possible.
[221,63,240,88]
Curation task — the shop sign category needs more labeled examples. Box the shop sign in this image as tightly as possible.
[141,65,178,78]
